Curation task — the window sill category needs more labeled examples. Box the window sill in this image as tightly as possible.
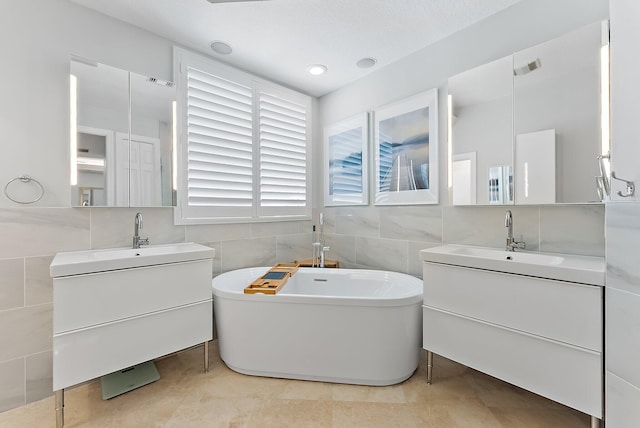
[173,212,311,226]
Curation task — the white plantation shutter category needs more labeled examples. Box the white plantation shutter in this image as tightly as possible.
[259,92,308,216]
[175,48,311,223]
[187,68,254,216]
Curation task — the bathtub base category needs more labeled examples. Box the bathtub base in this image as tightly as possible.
[224,362,416,387]
[215,297,421,387]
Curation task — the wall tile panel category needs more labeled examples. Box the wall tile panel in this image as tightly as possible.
[0,258,24,311]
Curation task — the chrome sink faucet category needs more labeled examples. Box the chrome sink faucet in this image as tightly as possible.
[505,210,525,252]
[133,212,149,249]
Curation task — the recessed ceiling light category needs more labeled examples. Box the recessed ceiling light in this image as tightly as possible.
[356,57,377,69]
[307,64,327,76]
[210,41,232,55]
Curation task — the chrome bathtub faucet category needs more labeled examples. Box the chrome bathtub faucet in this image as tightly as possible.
[133,212,150,249]
[320,245,330,268]
[504,210,525,252]
[312,212,331,267]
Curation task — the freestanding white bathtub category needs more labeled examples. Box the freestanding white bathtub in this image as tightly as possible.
[212,267,423,386]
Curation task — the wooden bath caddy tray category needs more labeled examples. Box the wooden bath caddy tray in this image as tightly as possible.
[244,263,299,295]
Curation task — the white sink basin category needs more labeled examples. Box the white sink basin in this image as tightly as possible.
[420,244,604,286]
[50,243,215,277]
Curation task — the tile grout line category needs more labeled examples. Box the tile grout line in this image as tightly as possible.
[22,355,26,407]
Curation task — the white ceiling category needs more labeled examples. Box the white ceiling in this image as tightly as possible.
[69,0,522,97]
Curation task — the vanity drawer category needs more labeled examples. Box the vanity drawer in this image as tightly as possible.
[423,305,602,418]
[422,262,602,351]
[53,300,212,390]
[54,259,212,333]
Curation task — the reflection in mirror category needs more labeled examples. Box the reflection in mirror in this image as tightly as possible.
[79,187,105,206]
[449,20,609,206]
[129,73,175,206]
[488,165,513,204]
[451,152,477,205]
[71,60,128,206]
[514,129,555,204]
[70,58,176,207]
[513,21,605,204]
[449,56,513,205]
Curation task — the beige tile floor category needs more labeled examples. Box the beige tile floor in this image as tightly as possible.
[0,342,590,427]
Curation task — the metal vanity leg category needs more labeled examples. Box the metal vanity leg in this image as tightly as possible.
[426,351,434,385]
[55,389,64,428]
[204,341,210,373]
[591,416,600,428]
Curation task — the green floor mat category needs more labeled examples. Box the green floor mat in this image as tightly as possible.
[100,361,160,400]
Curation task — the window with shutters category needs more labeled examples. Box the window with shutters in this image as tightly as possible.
[174,48,312,224]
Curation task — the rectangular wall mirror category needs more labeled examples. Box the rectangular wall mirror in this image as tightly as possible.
[449,20,609,206]
[449,55,514,205]
[70,58,176,207]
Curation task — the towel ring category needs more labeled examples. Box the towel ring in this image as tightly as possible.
[3,175,45,204]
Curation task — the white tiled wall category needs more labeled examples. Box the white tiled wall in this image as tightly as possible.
[441,206,540,251]
[0,203,605,412]
[323,204,604,273]
[605,202,640,425]
[539,205,605,256]
[606,372,640,427]
[606,288,640,387]
[606,1,640,424]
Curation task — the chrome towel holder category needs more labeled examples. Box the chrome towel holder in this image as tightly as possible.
[3,175,45,204]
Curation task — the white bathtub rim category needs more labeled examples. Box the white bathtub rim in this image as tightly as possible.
[212,266,423,307]
[213,293,422,307]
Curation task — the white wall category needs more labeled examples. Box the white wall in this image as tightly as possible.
[610,0,640,201]
[0,0,174,207]
[606,0,640,425]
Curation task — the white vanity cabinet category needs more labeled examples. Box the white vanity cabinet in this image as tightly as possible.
[421,246,604,421]
[50,243,214,394]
